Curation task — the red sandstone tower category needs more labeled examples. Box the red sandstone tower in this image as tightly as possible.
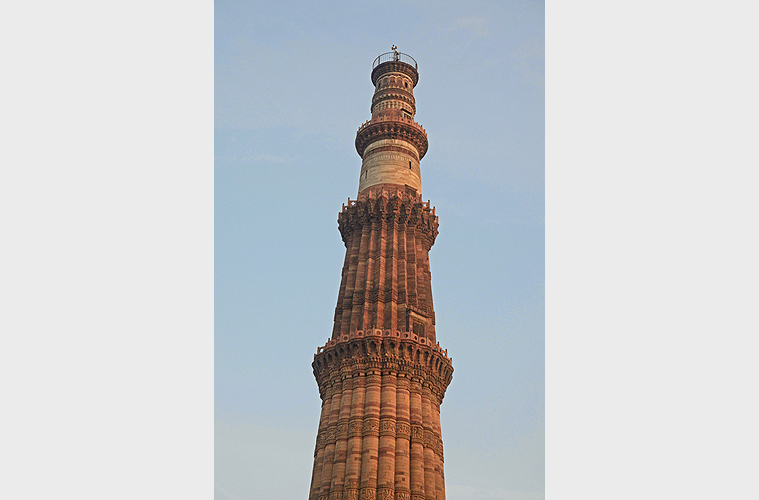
[309,50,454,500]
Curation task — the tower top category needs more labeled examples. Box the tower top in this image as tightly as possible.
[357,50,428,194]
[371,51,419,87]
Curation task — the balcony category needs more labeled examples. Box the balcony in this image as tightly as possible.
[372,51,417,70]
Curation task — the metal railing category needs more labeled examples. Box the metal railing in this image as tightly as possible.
[372,51,417,70]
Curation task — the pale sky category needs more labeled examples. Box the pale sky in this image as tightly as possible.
[215,1,545,499]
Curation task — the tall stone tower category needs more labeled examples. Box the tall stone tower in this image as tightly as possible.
[309,50,454,500]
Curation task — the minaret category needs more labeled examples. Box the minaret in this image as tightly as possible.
[310,50,454,500]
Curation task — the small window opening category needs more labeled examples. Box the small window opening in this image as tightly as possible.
[413,322,425,337]
[409,161,412,169]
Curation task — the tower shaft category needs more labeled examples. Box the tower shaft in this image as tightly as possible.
[310,52,452,500]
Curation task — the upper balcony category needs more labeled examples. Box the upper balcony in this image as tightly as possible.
[372,51,418,70]
[371,51,419,87]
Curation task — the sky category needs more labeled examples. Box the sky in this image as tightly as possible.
[215,1,545,499]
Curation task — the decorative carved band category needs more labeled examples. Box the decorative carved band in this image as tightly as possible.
[365,373,382,387]
[313,337,453,403]
[379,419,396,436]
[371,61,419,87]
[343,489,359,500]
[396,377,411,391]
[377,487,395,500]
[312,337,453,404]
[423,429,433,448]
[315,432,322,452]
[338,194,438,250]
[395,422,411,439]
[355,120,428,160]
[326,425,337,444]
[362,418,380,436]
[410,425,425,442]
[359,487,377,500]
[363,144,419,162]
[371,92,416,114]
[371,89,416,111]
[395,490,411,500]
[337,422,349,440]
[348,420,363,438]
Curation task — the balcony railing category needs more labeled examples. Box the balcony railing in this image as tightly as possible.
[372,51,418,70]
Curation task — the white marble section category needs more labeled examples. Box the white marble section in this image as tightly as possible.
[358,138,421,193]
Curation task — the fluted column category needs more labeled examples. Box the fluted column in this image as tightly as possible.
[310,391,332,500]
[405,226,417,309]
[384,215,398,332]
[396,221,407,330]
[344,375,366,500]
[362,220,378,330]
[409,378,425,500]
[421,384,436,500]
[333,252,348,338]
[320,379,343,500]
[351,223,372,332]
[377,218,389,330]
[433,397,444,500]
[394,376,411,500]
[360,372,381,500]
[331,376,353,500]
[377,371,397,500]
[339,228,361,336]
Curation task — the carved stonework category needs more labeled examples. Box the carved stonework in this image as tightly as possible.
[348,420,363,438]
[343,489,359,500]
[329,491,343,500]
[423,429,433,448]
[379,419,396,436]
[410,425,424,442]
[313,338,453,402]
[359,488,376,500]
[395,489,411,500]
[355,120,428,160]
[326,425,337,443]
[395,422,411,439]
[371,59,419,87]
[396,377,411,391]
[337,422,349,440]
[377,487,395,500]
[362,418,380,436]
[337,193,438,249]
[365,373,382,387]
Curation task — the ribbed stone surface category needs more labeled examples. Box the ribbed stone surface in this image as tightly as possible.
[310,55,452,500]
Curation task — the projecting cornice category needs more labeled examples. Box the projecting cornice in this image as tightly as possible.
[355,117,429,160]
[312,330,453,404]
[338,191,438,250]
[371,60,419,87]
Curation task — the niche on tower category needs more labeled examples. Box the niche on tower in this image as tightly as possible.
[406,306,428,339]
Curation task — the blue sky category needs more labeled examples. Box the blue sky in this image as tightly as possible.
[215,1,544,499]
